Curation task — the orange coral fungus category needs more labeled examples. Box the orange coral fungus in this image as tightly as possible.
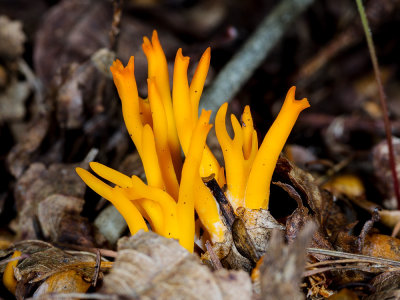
[76,30,309,252]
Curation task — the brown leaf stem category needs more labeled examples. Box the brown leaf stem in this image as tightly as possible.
[355,0,400,209]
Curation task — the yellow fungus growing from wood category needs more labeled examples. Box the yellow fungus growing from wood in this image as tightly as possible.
[143,31,182,175]
[244,86,310,209]
[75,167,148,235]
[172,48,222,183]
[77,30,309,252]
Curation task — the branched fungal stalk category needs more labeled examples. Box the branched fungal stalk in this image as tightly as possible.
[76,30,309,252]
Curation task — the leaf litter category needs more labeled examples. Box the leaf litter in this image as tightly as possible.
[1,0,400,299]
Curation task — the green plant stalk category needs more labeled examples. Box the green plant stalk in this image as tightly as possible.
[355,0,400,209]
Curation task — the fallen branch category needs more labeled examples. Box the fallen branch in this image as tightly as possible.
[200,0,315,117]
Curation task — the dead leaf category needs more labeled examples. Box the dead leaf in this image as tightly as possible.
[275,156,324,222]
[258,222,316,300]
[12,162,87,240]
[201,230,253,272]
[0,15,26,60]
[234,207,284,261]
[273,180,334,259]
[0,80,30,122]
[102,231,252,299]
[362,234,400,261]
[369,270,400,293]
[6,118,49,178]
[37,194,94,246]
[32,269,91,297]
[0,240,108,298]
[364,290,400,300]
[372,137,400,209]
[34,0,112,85]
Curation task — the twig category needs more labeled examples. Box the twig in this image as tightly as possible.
[205,240,223,270]
[26,293,119,300]
[357,207,380,252]
[109,0,123,51]
[307,258,376,268]
[17,58,45,114]
[303,264,391,277]
[0,253,29,266]
[307,248,400,267]
[355,0,400,209]
[314,155,354,186]
[92,249,101,287]
[200,0,315,118]
[57,243,117,258]
[203,176,235,228]
[392,220,400,237]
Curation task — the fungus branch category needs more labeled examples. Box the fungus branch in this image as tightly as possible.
[77,31,309,253]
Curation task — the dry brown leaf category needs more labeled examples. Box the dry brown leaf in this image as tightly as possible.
[32,269,91,297]
[275,156,324,217]
[34,0,113,84]
[233,207,284,262]
[33,0,181,87]
[372,137,400,209]
[258,222,316,300]
[202,231,254,272]
[0,80,30,122]
[370,271,400,294]
[366,271,400,299]
[362,234,400,261]
[55,56,112,129]
[0,240,104,298]
[37,194,94,246]
[364,290,400,300]
[6,118,49,178]
[0,15,26,59]
[11,162,88,241]
[102,231,252,299]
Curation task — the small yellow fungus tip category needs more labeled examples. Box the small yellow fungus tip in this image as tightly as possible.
[244,86,310,210]
[77,29,309,253]
[3,250,22,294]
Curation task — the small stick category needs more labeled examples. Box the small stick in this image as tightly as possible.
[203,176,235,228]
[0,253,29,266]
[307,248,400,267]
[109,0,123,51]
[205,240,223,270]
[303,265,389,277]
[307,258,376,268]
[92,249,101,287]
[357,207,380,252]
[392,220,400,237]
[56,243,118,258]
[314,155,353,186]
[200,0,315,118]
[355,0,400,209]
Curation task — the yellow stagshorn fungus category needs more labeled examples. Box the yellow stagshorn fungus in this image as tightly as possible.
[3,250,22,294]
[76,30,309,252]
